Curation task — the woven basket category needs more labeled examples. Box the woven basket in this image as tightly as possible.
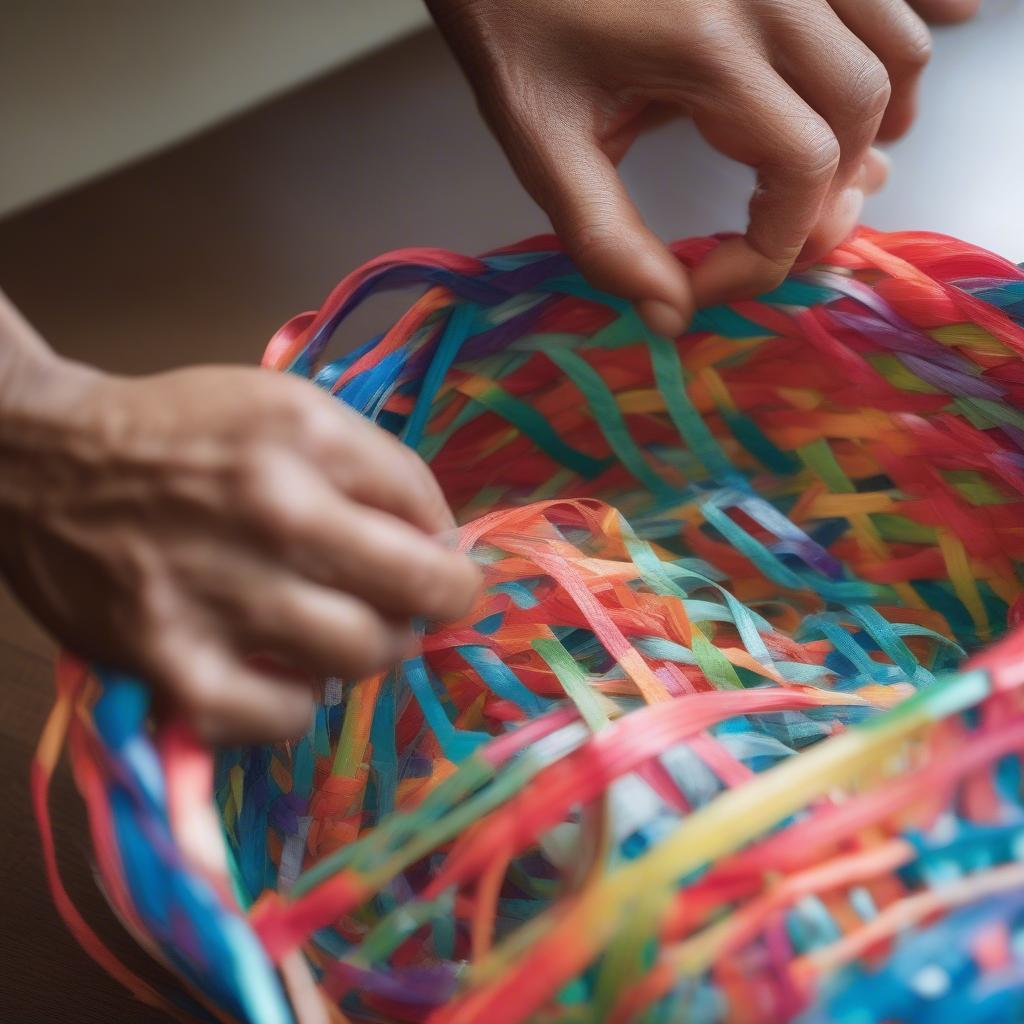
[36,228,1024,1024]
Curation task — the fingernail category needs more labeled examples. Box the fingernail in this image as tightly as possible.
[690,236,780,309]
[636,299,687,338]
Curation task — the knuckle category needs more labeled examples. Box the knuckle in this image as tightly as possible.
[388,432,426,476]
[257,487,308,536]
[849,57,892,120]
[680,7,744,52]
[290,392,339,445]
[340,596,380,642]
[790,127,841,183]
[266,376,315,426]
[258,376,341,451]
[233,444,270,500]
[892,20,932,70]
[256,584,303,635]
[239,449,312,534]
[670,10,763,81]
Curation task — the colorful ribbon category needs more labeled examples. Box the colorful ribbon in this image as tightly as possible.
[36,228,1024,1023]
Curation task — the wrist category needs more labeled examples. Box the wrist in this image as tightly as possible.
[0,297,107,570]
[0,294,102,427]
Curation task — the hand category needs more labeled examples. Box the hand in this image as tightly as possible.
[0,349,480,743]
[429,0,978,334]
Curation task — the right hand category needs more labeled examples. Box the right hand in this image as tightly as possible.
[429,0,979,334]
[0,355,480,742]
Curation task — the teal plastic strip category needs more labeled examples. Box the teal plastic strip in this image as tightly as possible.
[544,346,675,498]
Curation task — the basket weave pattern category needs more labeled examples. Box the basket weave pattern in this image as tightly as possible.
[36,228,1024,1024]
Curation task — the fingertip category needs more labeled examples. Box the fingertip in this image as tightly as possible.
[692,186,862,305]
[401,631,423,662]
[434,557,482,624]
[211,691,314,745]
[209,676,315,745]
[273,688,317,740]
[424,496,457,535]
[636,299,689,338]
[389,621,421,663]
[800,187,865,265]
[860,148,891,196]
[441,552,484,622]
[361,619,420,675]
[564,221,693,334]
[258,670,318,736]
[397,442,455,533]
[690,237,790,310]
[540,142,694,334]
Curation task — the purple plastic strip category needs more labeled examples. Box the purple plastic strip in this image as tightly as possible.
[716,490,846,580]
[807,270,929,333]
[326,960,460,1005]
[828,310,973,372]
[400,297,554,383]
[899,354,1006,401]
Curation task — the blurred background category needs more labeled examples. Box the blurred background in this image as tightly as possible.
[0,1,1021,1020]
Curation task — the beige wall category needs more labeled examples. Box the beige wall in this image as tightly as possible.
[0,0,430,216]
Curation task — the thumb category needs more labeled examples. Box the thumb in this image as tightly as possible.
[511,127,694,336]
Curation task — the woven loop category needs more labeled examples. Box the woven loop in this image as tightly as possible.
[39,228,1024,1024]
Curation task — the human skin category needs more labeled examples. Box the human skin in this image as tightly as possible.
[427,0,981,335]
[0,294,481,742]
